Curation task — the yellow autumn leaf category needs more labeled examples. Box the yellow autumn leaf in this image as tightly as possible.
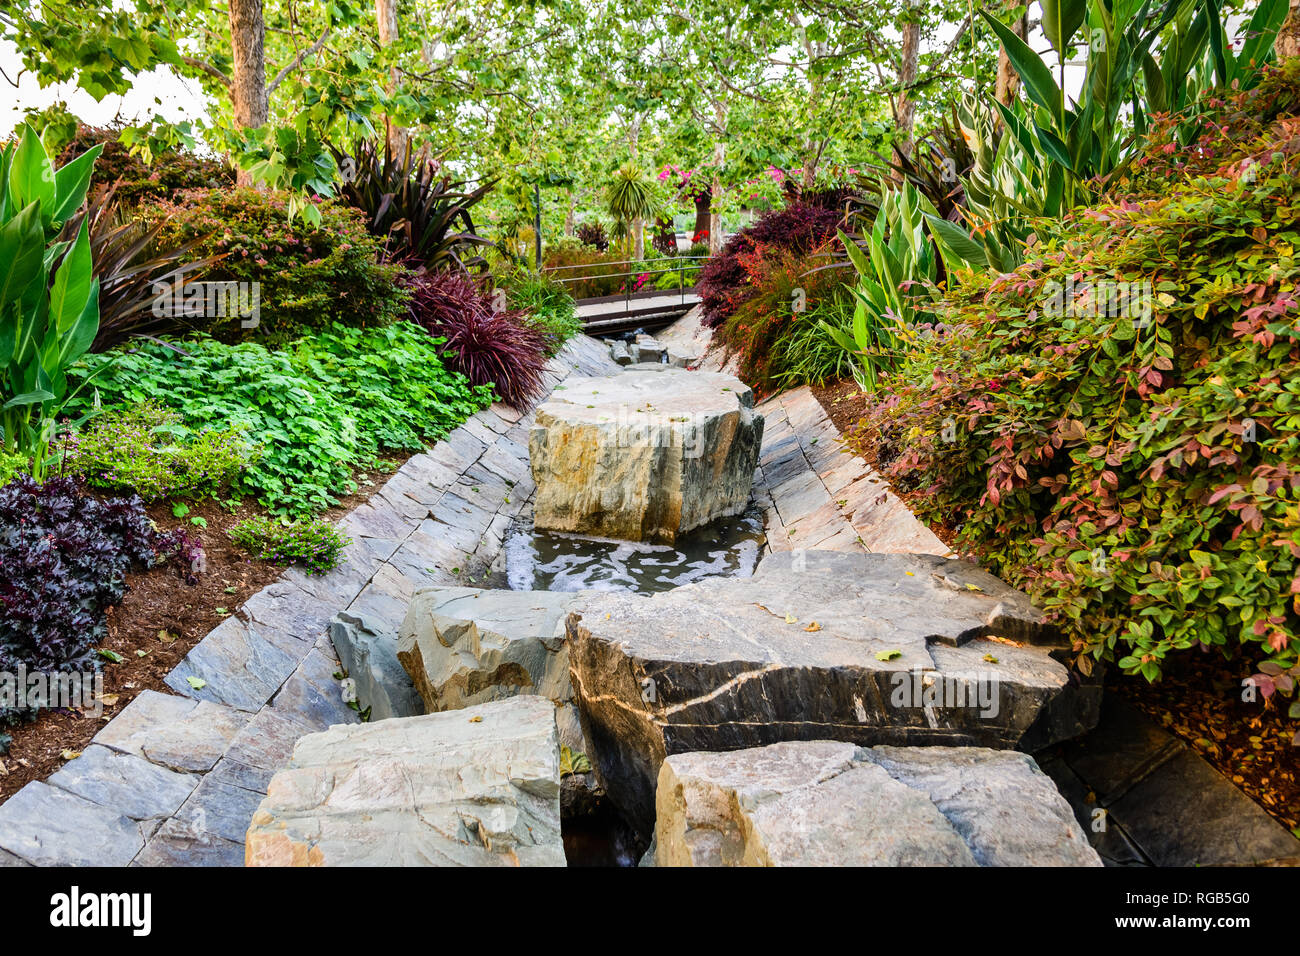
[965,583,984,592]
[804,621,822,632]
[468,715,483,723]
[785,612,798,624]
[60,749,81,761]
[1156,292,1177,308]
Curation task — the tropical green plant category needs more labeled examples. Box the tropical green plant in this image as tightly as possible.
[1138,0,1290,133]
[820,182,942,392]
[605,163,660,259]
[331,137,495,271]
[0,124,104,476]
[977,0,1287,229]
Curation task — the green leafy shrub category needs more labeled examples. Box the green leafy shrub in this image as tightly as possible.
[229,515,350,576]
[0,450,28,486]
[64,401,255,501]
[502,270,582,356]
[853,111,1300,683]
[146,187,409,343]
[69,324,493,514]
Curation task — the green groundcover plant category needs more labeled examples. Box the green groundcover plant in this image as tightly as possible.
[228,515,350,576]
[63,400,255,501]
[68,323,494,514]
[855,80,1300,687]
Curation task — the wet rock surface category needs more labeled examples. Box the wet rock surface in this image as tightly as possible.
[651,740,1101,867]
[567,549,1082,833]
[529,368,763,544]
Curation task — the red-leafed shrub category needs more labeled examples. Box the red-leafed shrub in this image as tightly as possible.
[404,271,549,409]
[697,200,846,327]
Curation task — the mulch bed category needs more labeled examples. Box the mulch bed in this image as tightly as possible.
[0,457,410,804]
[811,377,1300,838]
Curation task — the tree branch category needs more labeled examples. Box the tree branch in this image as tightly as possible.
[181,55,231,87]
[267,25,331,94]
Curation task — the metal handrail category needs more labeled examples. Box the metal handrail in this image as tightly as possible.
[543,255,708,311]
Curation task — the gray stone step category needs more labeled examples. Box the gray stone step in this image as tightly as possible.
[651,740,1101,866]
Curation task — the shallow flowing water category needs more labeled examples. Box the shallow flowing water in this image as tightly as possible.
[503,508,766,595]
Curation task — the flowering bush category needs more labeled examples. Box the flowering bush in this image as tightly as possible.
[851,103,1300,684]
[147,187,409,343]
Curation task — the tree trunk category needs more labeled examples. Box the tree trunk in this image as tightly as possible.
[995,12,1028,106]
[564,190,576,237]
[708,171,723,254]
[229,0,268,185]
[708,101,727,254]
[894,0,921,169]
[633,219,644,261]
[692,186,711,241]
[1278,0,1300,59]
[376,0,406,157]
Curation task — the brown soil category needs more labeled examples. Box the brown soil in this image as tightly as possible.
[811,378,1299,837]
[810,379,959,549]
[0,457,409,803]
[1115,654,1300,836]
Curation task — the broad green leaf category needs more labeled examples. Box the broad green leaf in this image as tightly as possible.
[8,126,55,221]
[50,143,103,225]
[0,201,44,309]
[924,214,988,269]
[49,219,93,335]
[980,11,1063,126]
[1041,0,1088,56]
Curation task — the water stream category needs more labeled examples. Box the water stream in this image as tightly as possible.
[503,505,767,864]
[504,508,766,595]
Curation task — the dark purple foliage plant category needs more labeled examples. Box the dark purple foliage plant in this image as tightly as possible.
[404,271,549,409]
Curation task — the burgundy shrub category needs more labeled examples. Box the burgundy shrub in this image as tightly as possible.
[404,271,549,409]
[697,201,846,327]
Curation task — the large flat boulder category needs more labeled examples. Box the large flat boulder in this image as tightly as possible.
[529,368,763,544]
[396,586,593,751]
[651,740,1101,866]
[245,696,564,866]
[567,549,1084,833]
